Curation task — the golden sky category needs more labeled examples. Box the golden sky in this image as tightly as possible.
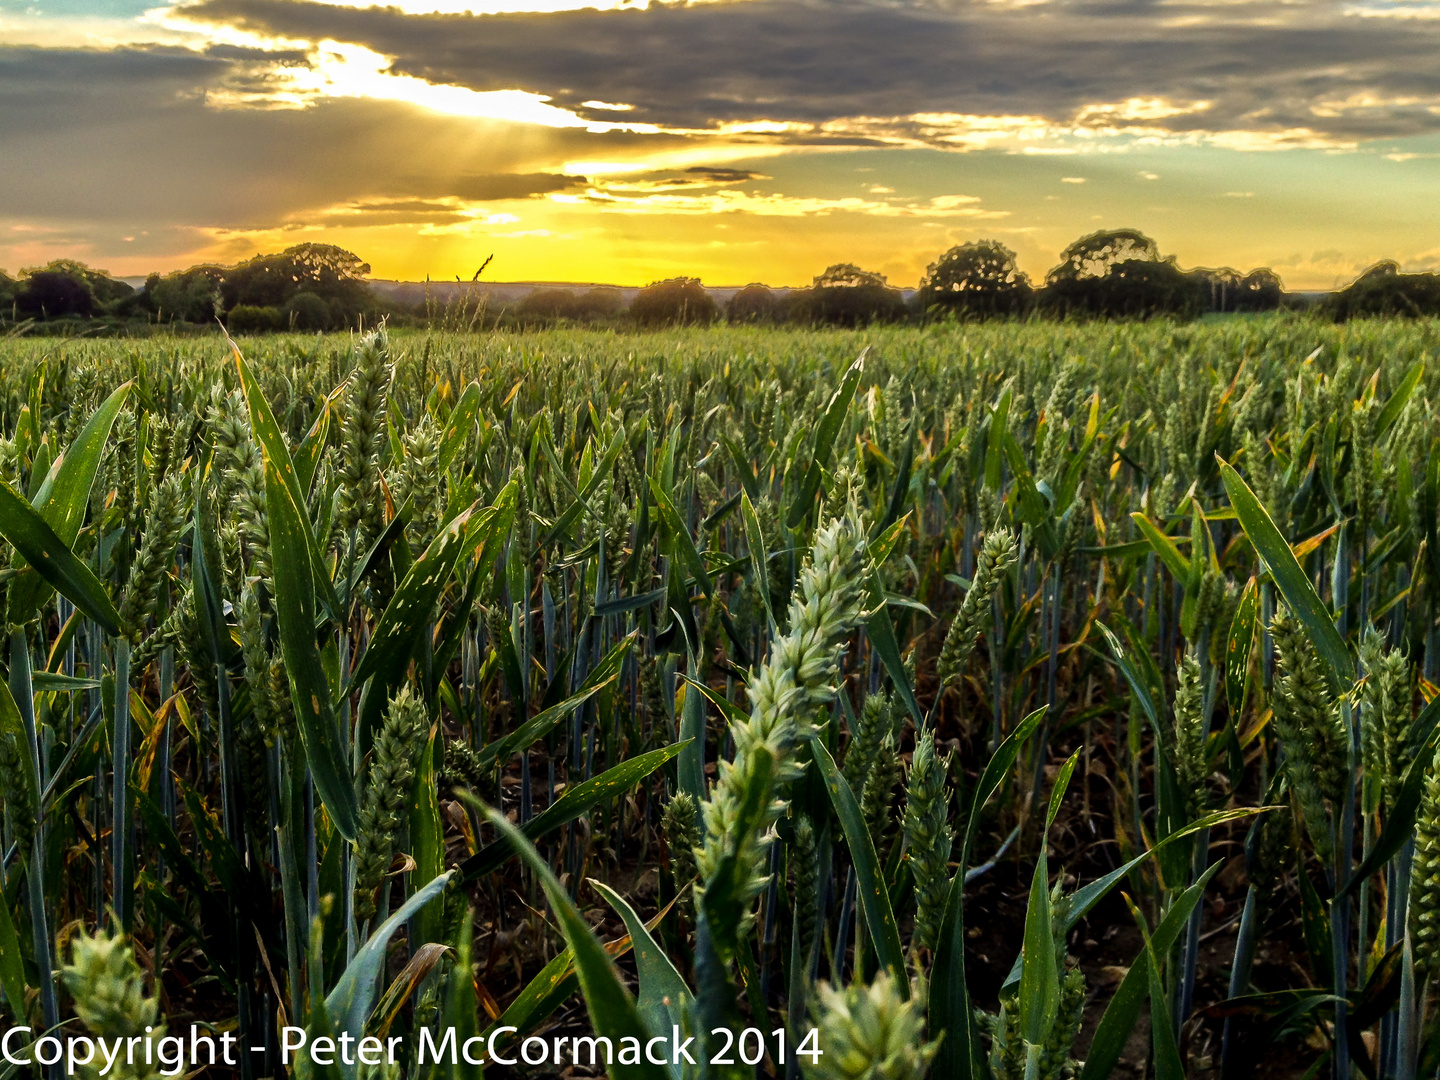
[3,0,1440,290]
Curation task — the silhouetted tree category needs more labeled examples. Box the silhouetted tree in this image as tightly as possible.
[1323,261,1440,319]
[144,265,224,323]
[1234,268,1284,311]
[1047,229,1162,282]
[519,288,580,321]
[630,278,718,326]
[789,264,905,326]
[16,270,96,318]
[575,287,624,319]
[14,260,137,319]
[727,284,780,323]
[1039,229,1210,317]
[219,244,372,321]
[225,305,285,334]
[1192,266,1244,313]
[285,291,332,330]
[918,240,1032,317]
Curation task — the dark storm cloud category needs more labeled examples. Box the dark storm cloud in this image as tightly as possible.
[685,168,770,183]
[174,0,1440,143]
[0,45,668,231]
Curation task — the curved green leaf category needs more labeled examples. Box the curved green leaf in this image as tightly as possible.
[1129,897,1187,1080]
[345,503,478,694]
[34,380,132,545]
[649,476,712,600]
[1021,750,1080,1046]
[985,388,1010,491]
[294,388,339,496]
[409,730,445,948]
[1130,511,1191,581]
[1020,840,1059,1045]
[481,807,671,1080]
[677,654,706,802]
[1226,577,1259,718]
[1096,620,1159,730]
[232,339,343,623]
[787,349,865,527]
[591,880,693,1079]
[864,564,923,728]
[810,738,908,996]
[1065,808,1262,931]
[1219,458,1352,691]
[0,481,121,634]
[458,740,689,880]
[326,870,454,1046]
[931,705,1047,1080]
[1376,359,1424,437]
[0,891,26,1020]
[541,424,626,547]
[264,455,360,840]
[740,491,776,632]
[439,382,482,471]
[473,635,632,772]
[1080,861,1222,1080]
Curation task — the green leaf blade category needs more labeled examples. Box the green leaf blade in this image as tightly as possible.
[1220,458,1352,691]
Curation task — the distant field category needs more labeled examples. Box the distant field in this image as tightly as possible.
[1,315,1438,1080]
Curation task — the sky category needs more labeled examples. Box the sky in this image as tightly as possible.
[3,0,1440,290]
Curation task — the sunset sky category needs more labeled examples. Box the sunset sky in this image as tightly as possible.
[3,0,1440,290]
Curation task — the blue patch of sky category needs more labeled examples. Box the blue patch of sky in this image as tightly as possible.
[0,0,157,16]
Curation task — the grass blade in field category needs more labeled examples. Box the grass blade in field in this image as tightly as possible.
[439,382,482,471]
[0,888,26,1017]
[482,806,671,1080]
[409,730,446,948]
[326,869,454,1054]
[931,706,1046,1080]
[473,634,632,771]
[812,739,908,995]
[264,453,361,841]
[233,340,344,622]
[1080,861,1222,1080]
[8,382,131,622]
[458,741,689,879]
[1130,511,1192,581]
[787,349,865,526]
[1220,458,1352,691]
[1376,359,1424,436]
[591,880,693,1077]
[1226,578,1259,718]
[346,502,478,694]
[0,480,121,633]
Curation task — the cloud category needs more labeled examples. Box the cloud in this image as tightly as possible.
[0,45,681,228]
[552,185,1004,218]
[684,166,768,183]
[167,0,1440,149]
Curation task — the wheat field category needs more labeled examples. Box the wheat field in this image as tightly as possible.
[1,317,1438,1080]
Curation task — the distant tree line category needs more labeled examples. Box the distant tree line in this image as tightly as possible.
[626,234,1286,328]
[0,244,391,331]
[1318,260,1440,320]
[3,229,1438,332]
